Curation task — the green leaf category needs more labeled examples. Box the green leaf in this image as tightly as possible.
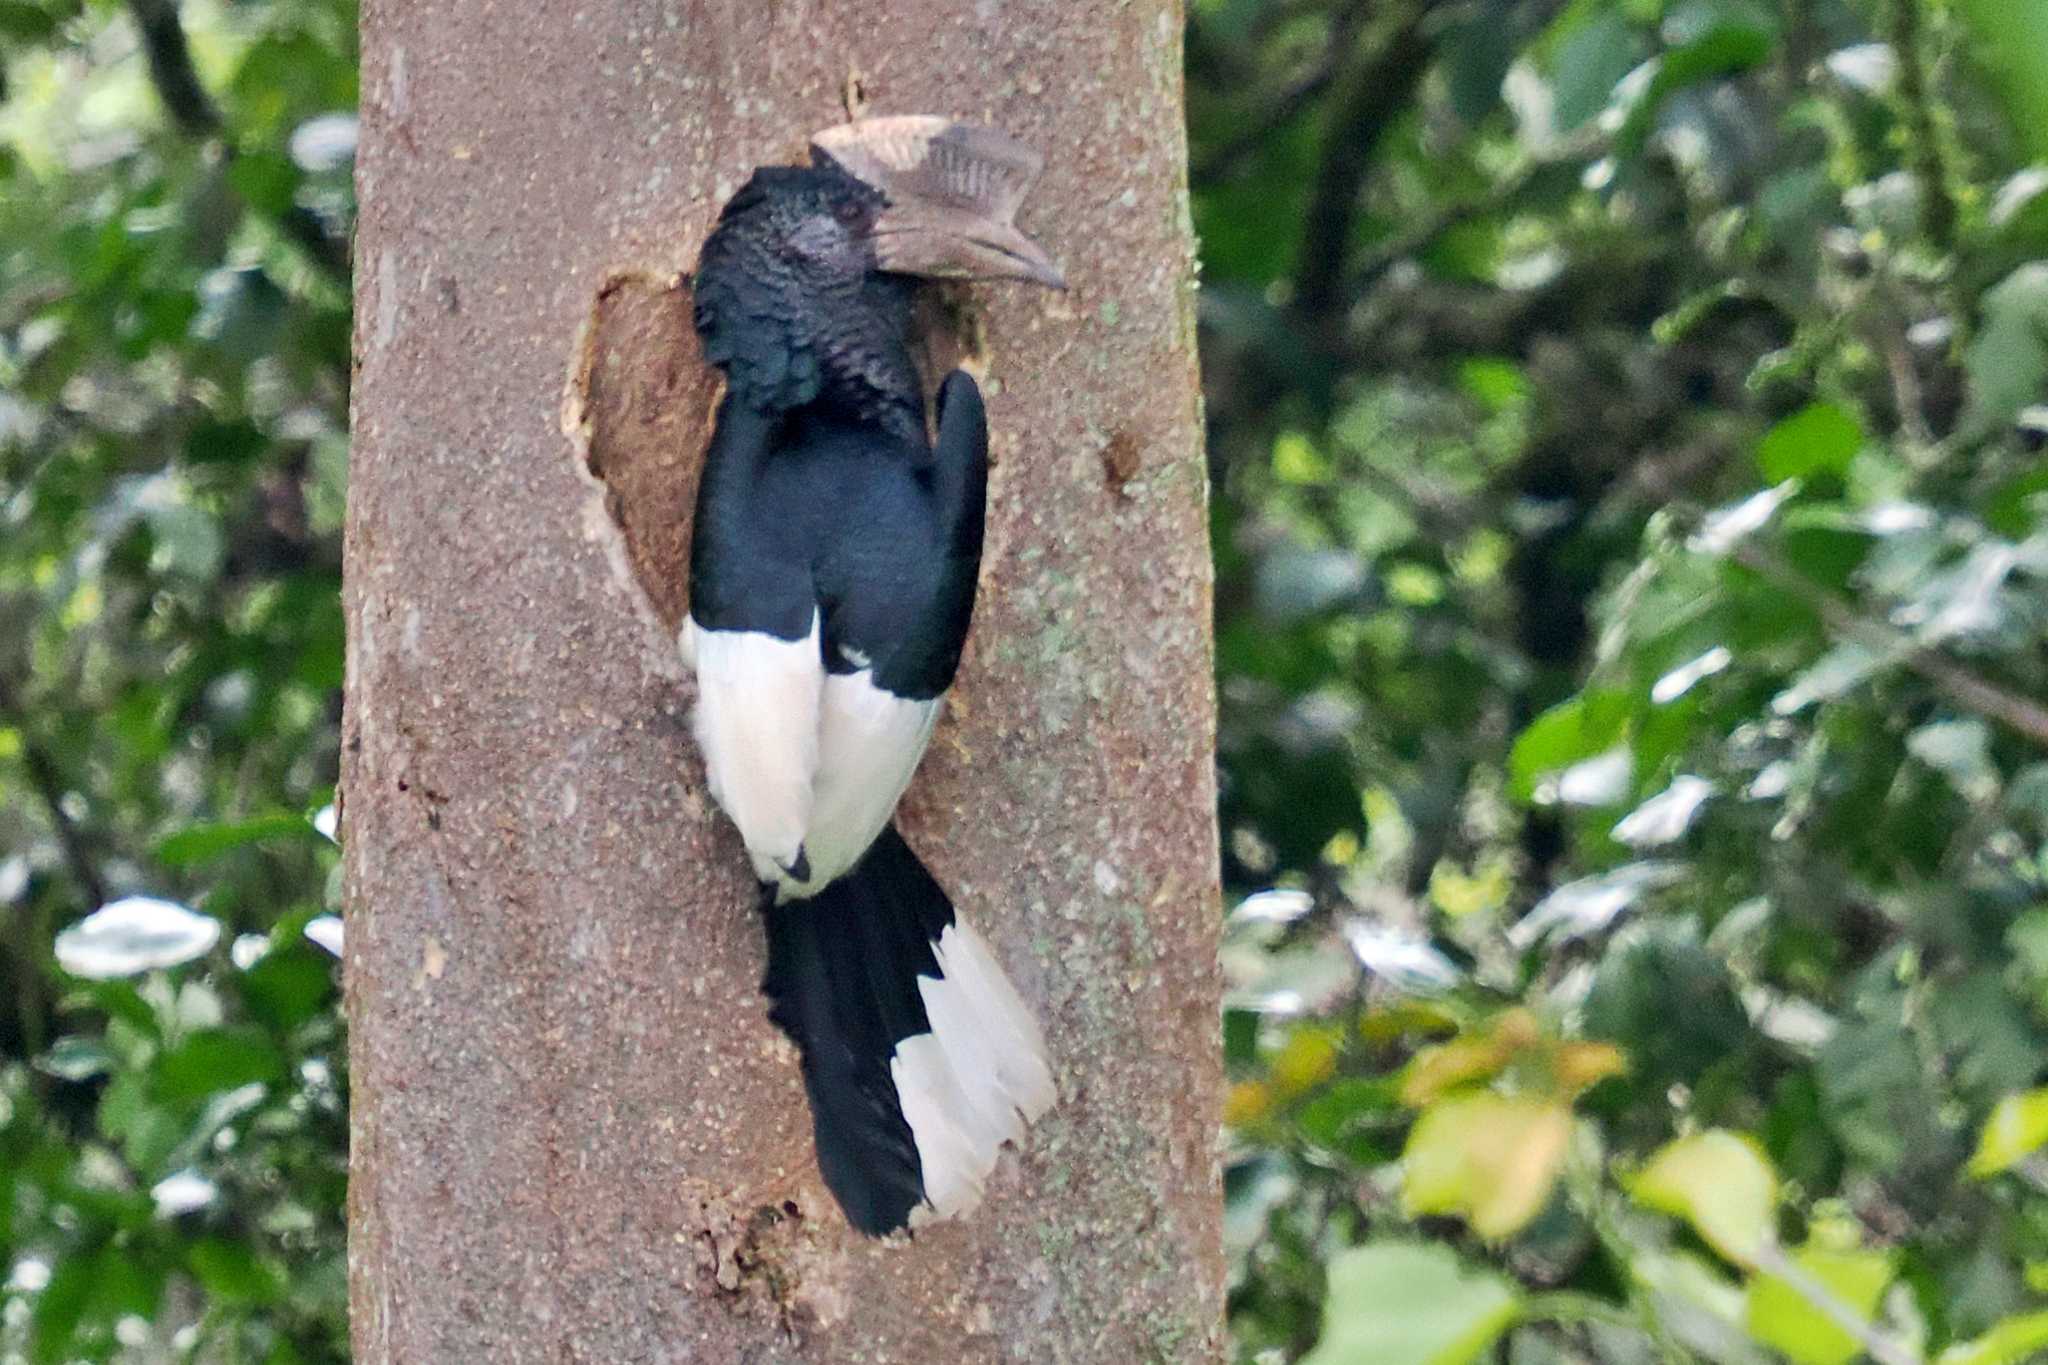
[1296,1077,1403,1164]
[1756,403,1864,482]
[187,1238,286,1305]
[154,812,325,867]
[154,1027,285,1102]
[1456,357,1530,412]
[239,948,336,1031]
[30,1250,93,1365]
[1961,264,2048,438]
[1953,1,2048,162]
[0,2,59,41]
[1968,1088,2048,1178]
[1632,1130,1777,1266]
[1509,690,1634,802]
[1551,10,1644,132]
[99,1070,186,1172]
[1746,1245,1894,1365]
[1615,22,1774,154]
[1940,1310,2048,1365]
[1303,1242,1522,1365]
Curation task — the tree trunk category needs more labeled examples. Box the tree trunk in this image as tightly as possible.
[343,2,1222,1361]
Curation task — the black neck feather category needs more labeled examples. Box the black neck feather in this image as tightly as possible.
[693,169,927,444]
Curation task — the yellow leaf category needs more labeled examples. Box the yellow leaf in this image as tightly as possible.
[1271,1026,1340,1097]
[1403,1092,1572,1239]
[1400,1009,1540,1106]
[1224,1080,1273,1127]
[1359,1000,1460,1045]
[1632,1130,1778,1267]
[1552,1041,1628,1096]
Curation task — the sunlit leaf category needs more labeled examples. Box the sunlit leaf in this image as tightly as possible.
[1510,690,1634,803]
[1508,861,1687,948]
[1403,1092,1572,1239]
[1632,1130,1778,1266]
[1757,403,1864,483]
[1611,775,1714,848]
[1968,1088,2048,1178]
[1746,1244,1895,1365]
[1939,1310,2048,1365]
[54,898,221,979]
[1402,1010,1542,1105]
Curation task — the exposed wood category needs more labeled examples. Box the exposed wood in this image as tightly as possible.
[344,1,1223,1360]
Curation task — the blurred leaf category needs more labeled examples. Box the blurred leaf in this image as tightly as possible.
[1403,1092,1571,1238]
[1632,1130,1777,1266]
[1402,1009,1542,1105]
[1939,1311,2048,1365]
[1510,690,1633,802]
[1297,1077,1403,1163]
[1953,1,2048,162]
[1615,20,1774,154]
[188,1237,286,1305]
[1968,1088,2048,1178]
[1756,403,1864,483]
[155,812,325,867]
[1961,264,2048,438]
[1302,1242,1521,1365]
[34,1036,113,1082]
[30,1250,93,1365]
[1746,1244,1895,1365]
[154,1027,285,1102]
[239,947,335,1030]
[1551,9,1643,132]
[0,2,58,40]
[1586,919,1751,1098]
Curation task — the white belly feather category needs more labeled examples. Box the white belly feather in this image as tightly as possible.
[689,614,822,883]
[690,618,940,896]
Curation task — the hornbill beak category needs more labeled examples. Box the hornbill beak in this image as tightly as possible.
[812,116,1068,290]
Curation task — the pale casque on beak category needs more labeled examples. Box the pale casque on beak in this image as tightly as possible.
[811,116,1067,290]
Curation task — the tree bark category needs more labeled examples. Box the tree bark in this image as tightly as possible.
[343,2,1222,1361]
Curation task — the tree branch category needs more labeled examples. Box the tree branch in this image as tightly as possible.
[1882,0,1960,254]
[1733,543,2048,750]
[1345,125,1612,294]
[1294,5,1434,322]
[0,670,107,907]
[125,0,351,283]
[126,0,222,137]
[1193,5,1367,186]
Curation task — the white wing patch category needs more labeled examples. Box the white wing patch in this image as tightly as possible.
[782,671,939,897]
[690,614,823,883]
[891,918,1057,1223]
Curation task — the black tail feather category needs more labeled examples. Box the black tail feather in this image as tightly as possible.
[761,824,956,1236]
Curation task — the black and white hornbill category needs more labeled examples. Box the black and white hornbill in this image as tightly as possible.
[681,118,1064,1236]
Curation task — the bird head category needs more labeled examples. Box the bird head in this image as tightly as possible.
[693,118,1061,415]
[810,117,1065,291]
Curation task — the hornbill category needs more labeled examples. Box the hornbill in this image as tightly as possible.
[682,118,1065,1235]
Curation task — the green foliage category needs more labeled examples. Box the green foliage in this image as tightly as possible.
[1,0,353,1357]
[1197,0,2048,1360]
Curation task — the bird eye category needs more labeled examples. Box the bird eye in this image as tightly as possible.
[832,199,866,227]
